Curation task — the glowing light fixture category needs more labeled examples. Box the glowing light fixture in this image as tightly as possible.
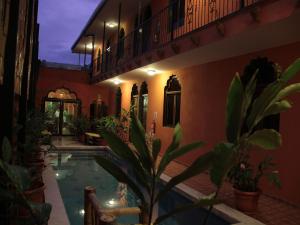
[86,43,94,50]
[146,69,157,76]
[112,78,121,85]
[79,209,85,216]
[106,199,118,207]
[55,173,59,177]
[107,22,118,28]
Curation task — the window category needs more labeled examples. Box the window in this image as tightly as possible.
[163,75,181,127]
[241,57,280,132]
[139,81,148,128]
[131,84,139,117]
[115,87,122,118]
[169,0,185,30]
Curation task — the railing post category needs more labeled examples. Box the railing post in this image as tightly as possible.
[84,186,96,225]
[170,2,174,41]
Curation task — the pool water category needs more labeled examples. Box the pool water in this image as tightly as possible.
[51,151,231,225]
[50,151,139,225]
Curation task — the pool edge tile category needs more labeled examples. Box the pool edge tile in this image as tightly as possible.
[43,156,71,225]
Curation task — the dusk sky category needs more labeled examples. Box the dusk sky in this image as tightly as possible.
[38,0,101,65]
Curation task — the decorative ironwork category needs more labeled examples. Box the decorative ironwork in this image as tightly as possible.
[186,0,194,24]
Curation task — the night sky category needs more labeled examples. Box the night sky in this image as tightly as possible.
[38,0,100,65]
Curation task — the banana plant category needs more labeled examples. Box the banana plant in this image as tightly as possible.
[95,113,222,225]
[0,137,52,225]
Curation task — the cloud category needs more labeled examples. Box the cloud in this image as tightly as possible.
[38,0,100,64]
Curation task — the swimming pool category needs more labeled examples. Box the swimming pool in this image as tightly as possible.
[50,151,231,225]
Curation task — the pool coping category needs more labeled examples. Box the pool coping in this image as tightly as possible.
[160,174,265,225]
[43,155,71,225]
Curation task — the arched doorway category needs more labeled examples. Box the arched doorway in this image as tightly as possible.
[42,88,81,136]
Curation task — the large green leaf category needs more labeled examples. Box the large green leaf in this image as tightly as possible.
[154,194,218,225]
[280,58,300,82]
[155,152,214,202]
[99,129,150,191]
[157,141,205,176]
[263,100,292,118]
[246,81,284,131]
[157,124,182,175]
[210,143,235,187]
[2,137,12,163]
[0,161,31,191]
[152,138,161,164]
[130,113,152,173]
[247,129,281,150]
[276,83,300,100]
[226,74,244,143]
[95,155,146,204]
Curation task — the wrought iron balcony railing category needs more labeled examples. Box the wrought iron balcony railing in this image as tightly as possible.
[92,0,262,79]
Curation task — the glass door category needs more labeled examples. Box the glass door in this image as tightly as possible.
[62,101,80,135]
[44,99,81,136]
[44,100,61,135]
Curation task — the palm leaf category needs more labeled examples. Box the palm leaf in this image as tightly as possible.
[130,113,152,173]
[155,152,214,202]
[247,129,282,150]
[99,129,150,191]
[152,138,161,164]
[157,124,182,175]
[154,195,218,225]
[276,83,300,100]
[246,80,284,130]
[210,143,235,187]
[95,155,146,204]
[226,74,244,143]
[263,100,292,117]
[157,141,205,176]
[280,58,300,82]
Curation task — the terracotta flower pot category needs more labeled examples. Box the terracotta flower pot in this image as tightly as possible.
[18,183,46,218]
[234,188,261,213]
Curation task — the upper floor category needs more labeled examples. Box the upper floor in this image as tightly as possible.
[71,0,300,84]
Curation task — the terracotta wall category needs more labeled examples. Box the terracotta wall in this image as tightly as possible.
[116,41,300,205]
[36,66,113,116]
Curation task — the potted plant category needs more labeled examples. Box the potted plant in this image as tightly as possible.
[70,115,90,142]
[0,137,51,224]
[228,156,281,212]
[223,58,300,214]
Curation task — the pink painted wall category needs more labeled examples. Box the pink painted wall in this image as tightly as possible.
[118,41,300,206]
[36,66,113,116]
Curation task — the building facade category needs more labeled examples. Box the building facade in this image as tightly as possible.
[0,0,40,143]
[72,0,300,205]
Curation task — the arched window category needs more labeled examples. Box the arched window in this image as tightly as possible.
[241,57,280,132]
[131,84,139,117]
[115,87,122,117]
[139,81,148,128]
[117,28,125,59]
[163,75,181,127]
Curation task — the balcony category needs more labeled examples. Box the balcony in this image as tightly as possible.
[90,0,267,82]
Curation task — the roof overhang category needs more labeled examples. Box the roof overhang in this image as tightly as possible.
[71,0,150,54]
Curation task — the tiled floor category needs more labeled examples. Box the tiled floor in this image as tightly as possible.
[163,160,300,225]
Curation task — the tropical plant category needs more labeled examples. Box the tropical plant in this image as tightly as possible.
[228,156,281,192]
[96,112,219,225]
[70,115,90,137]
[96,115,119,133]
[0,137,51,225]
[24,111,49,153]
[95,58,300,225]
